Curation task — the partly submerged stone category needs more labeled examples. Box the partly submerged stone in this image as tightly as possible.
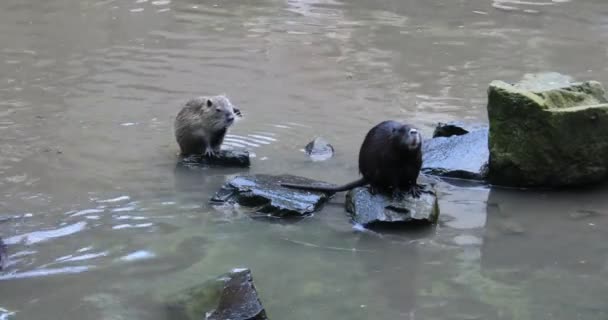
[432,121,488,138]
[166,268,268,320]
[304,137,335,161]
[422,127,489,180]
[211,174,331,217]
[0,238,6,270]
[345,184,439,228]
[178,150,251,168]
[487,72,608,187]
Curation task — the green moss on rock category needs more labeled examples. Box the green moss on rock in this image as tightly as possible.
[487,72,608,187]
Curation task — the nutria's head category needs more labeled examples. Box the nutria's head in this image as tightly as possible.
[392,124,422,151]
[188,95,240,130]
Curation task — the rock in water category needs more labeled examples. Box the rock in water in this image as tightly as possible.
[487,72,608,187]
[211,174,332,217]
[178,150,251,168]
[432,121,487,138]
[345,185,439,228]
[422,125,489,181]
[166,268,268,320]
[304,137,335,161]
[0,238,6,270]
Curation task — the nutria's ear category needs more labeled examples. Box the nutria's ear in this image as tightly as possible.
[206,99,213,108]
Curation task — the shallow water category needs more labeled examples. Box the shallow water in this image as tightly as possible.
[1,0,608,319]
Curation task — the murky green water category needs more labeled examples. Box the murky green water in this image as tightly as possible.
[1,0,607,319]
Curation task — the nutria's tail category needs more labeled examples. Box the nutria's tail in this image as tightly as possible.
[281,178,367,193]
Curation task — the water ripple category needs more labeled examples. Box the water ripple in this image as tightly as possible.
[5,222,87,246]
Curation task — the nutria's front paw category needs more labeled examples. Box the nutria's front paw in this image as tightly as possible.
[204,149,217,158]
[408,185,422,198]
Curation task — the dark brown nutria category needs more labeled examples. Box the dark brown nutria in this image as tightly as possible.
[174,95,241,157]
[281,120,423,198]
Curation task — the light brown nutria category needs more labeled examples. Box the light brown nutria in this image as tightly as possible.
[282,120,423,198]
[174,95,241,157]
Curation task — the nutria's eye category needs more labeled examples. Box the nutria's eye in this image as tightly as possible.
[206,99,213,108]
[215,108,221,112]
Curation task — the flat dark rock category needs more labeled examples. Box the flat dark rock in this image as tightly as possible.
[178,150,251,168]
[433,121,488,138]
[211,174,332,217]
[345,185,439,228]
[166,268,268,320]
[422,128,489,180]
[304,137,335,161]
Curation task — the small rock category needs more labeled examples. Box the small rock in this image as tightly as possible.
[304,137,335,161]
[211,174,331,217]
[178,150,251,168]
[432,121,488,138]
[345,185,439,228]
[0,238,6,270]
[166,268,268,320]
[422,128,489,180]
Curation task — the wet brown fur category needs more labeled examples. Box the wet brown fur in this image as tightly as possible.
[174,95,241,157]
[282,120,423,198]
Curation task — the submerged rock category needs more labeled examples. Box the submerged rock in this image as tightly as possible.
[345,185,439,228]
[422,127,489,180]
[304,137,335,161]
[487,72,608,187]
[211,174,331,217]
[178,150,251,168]
[166,268,268,320]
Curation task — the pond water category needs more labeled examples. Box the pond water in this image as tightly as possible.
[1,0,607,319]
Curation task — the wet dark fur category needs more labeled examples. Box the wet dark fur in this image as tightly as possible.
[174,96,241,157]
[282,120,423,198]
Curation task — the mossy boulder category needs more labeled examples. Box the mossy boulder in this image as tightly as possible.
[487,72,608,187]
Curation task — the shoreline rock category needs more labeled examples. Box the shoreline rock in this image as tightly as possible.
[345,184,439,228]
[211,174,332,217]
[487,72,608,187]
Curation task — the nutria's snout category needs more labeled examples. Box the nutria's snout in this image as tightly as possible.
[407,128,421,150]
[226,114,235,124]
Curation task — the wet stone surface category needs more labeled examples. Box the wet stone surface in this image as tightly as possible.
[432,121,488,138]
[422,126,489,181]
[165,268,268,320]
[304,137,335,161]
[211,174,332,217]
[178,150,251,168]
[345,184,439,228]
